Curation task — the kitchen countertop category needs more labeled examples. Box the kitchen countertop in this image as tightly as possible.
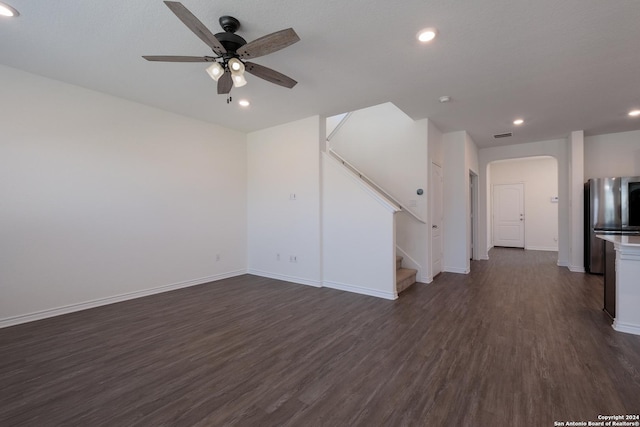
[597,234,640,247]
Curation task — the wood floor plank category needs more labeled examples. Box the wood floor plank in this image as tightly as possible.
[1,248,640,426]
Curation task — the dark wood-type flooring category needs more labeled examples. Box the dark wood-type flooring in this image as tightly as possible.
[2,248,640,426]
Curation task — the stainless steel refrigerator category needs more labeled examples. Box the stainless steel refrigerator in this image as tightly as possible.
[584,177,640,274]
[584,178,622,274]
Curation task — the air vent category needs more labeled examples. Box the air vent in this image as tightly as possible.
[493,132,513,139]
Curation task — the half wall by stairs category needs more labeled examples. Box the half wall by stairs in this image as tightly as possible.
[322,152,400,300]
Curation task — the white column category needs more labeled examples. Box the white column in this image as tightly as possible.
[569,131,585,272]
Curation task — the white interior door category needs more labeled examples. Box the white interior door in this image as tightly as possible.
[493,183,525,248]
[431,163,443,276]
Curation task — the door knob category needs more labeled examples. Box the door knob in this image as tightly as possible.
[432,225,438,229]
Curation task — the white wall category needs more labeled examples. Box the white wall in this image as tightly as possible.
[395,118,431,282]
[326,113,348,140]
[442,131,479,273]
[428,120,444,166]
[427,122,444,280]
[0,65,247,326]
[466,133,480,263]
[322,154,397,299]
[247,116,322,287]
[584,130,640,179]
[489,157,559,251]
[478,138,570,266]
[442,132,465,272]
[329,103,428,220]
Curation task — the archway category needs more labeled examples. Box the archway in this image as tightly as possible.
[487,156,559,253]
[477,138,570,266]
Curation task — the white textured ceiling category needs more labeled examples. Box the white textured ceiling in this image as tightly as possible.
[1,0,640,147]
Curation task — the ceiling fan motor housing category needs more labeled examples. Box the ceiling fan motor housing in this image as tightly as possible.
[215,16,246,54]
[215,31,247,55]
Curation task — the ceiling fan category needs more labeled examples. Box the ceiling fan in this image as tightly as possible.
[143,1,300,96]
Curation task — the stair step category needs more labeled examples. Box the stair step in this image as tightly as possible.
[396,267,417,294]
[396,256,402,271]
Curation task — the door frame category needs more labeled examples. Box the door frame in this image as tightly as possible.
[430,162,443,279]
[469,171,479,261]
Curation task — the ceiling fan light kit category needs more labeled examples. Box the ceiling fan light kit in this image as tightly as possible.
[206,62,224,81]
[228,58,244,73]
[227,57,247,87]
[143,1,300,99]
[231,72,247,88]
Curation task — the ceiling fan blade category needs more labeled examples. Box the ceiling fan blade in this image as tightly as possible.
[245,62,297,88]
[237,28,300,60]
[163,1,226,55]
[217,71,232,94]
[143,55,215,62]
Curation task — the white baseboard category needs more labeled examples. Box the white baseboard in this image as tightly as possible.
[420,275,432,284]
[568,266,586,273]
[0,270,247,329]
[557,260,569,267]
[526,246,559,252]
[247,269,322,288]
[443,266,470,274]
[323,280,397,300]
[613,320,640,336]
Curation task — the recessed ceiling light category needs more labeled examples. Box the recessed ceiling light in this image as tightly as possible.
[417,28,437,43]
[0,2,19,17]
[439,96,451,103]
[238,99,250,107]
[629,110,640,117]
[513,119,524,125]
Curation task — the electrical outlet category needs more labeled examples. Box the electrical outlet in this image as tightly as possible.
[289,255,297,263]
[289,193,297,201]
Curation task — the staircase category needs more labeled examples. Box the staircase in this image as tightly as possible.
[396,256,417,294]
